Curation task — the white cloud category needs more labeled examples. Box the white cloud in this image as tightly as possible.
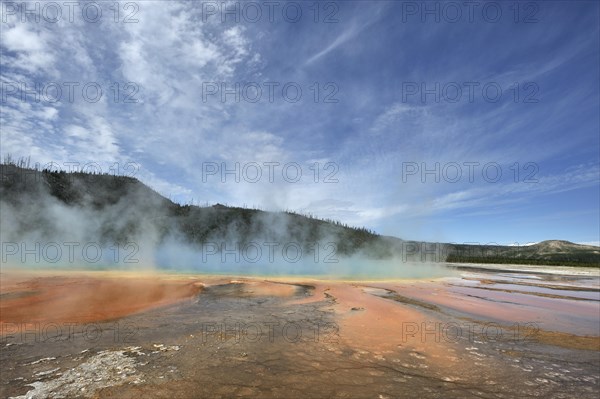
[304,5,387,66]
[0,22,56,73]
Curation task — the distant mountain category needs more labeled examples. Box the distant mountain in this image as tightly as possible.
[533,240,600,253]
[446,240,600,267]
[1,162,598,267]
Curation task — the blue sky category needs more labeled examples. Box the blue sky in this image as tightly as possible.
[1,0,599,245]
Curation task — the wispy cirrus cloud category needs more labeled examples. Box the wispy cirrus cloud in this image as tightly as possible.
[1,1,598,245]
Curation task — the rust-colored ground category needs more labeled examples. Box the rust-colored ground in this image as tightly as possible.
[0,271,204,328]
[1,269,598,398]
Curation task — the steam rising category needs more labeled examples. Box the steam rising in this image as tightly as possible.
[0,165,450,278]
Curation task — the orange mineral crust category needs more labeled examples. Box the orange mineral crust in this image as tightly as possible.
[0,270,204,328]
[1,270,599,399]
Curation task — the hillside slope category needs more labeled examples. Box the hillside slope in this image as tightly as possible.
[0,164,383,258]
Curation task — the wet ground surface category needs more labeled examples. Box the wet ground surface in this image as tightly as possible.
[1,269,599,398]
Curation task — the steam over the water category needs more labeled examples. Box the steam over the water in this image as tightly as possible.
[155,240,451,279]
[1,167,451,279]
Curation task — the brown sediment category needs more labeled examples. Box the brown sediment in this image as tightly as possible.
[474,278,498,285]
[456,315,600,351]
[384,294,440,311]
[532,330,600,351]
[360,286,442,311]
[501,325,600,351]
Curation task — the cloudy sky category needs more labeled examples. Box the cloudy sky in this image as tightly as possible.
[1,0,598,245]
